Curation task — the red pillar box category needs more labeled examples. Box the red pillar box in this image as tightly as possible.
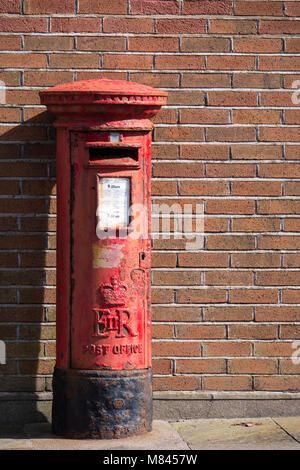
[40,80,167,438]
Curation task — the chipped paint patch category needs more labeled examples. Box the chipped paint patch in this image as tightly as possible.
[93,244,124,268]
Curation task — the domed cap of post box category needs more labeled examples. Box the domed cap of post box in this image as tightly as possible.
[40,78,168,123]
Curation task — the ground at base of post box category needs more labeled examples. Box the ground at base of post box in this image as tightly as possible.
[1,417,300,450]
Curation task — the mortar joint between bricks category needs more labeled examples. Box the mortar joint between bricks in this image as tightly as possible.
[17,251,21,268]
[178,72,182,88]
[179,0,183,14]
[257,91,261,107]
[44,307,48,322]
[200,306,203,322]
[280,252,284,268]
[256,19,260,35]
[225,324,229,340]
[20,69,25,86]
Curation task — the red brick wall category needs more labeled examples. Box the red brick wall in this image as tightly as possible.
[0,0,300,396]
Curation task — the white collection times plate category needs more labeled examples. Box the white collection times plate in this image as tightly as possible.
[97,177,130,229]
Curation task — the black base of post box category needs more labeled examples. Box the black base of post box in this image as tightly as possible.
[52,367,153,439]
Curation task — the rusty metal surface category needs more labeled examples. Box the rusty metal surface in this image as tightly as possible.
[52,367,152,439]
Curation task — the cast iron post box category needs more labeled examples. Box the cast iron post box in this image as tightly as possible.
[40,79,167,438]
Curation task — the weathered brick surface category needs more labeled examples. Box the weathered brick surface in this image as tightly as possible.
[0,0,299,395]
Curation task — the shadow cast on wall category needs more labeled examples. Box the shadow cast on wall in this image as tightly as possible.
[0,110,57,425]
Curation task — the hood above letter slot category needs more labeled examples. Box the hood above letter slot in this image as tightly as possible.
[85,142,141,169]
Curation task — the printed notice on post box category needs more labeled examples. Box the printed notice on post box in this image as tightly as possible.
[97,177,130,229]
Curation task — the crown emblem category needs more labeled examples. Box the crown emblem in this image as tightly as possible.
[99,276,127,306]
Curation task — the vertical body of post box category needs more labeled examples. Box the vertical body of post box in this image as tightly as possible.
[40,80,167,438]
